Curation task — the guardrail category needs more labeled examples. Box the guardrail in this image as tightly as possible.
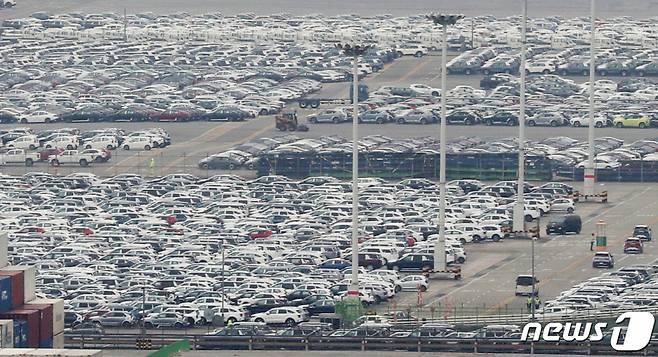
[64,333,658,355]
[390,306,658,328]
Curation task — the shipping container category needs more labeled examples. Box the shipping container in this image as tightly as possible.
[0,309,40,347]
[52,332,63,349]
[0,277,11,313]
[1,266,36,303]
[0,272,22,309]
[27,298,64,335]
[21,304,52,343]
[12,320,26,348]
[0,320,12,348]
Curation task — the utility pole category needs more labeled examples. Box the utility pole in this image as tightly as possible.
[220,238,225,326]
[531,237,536,321]
[584,0,596,196]
[337,43,371,297]
[428,14,464,272]
[513,0,528,232]
[124,8,128,42]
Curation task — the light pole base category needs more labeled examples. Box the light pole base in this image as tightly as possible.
[513,203,525,232]
[583,168,595,196]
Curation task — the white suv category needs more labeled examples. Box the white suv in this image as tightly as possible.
[251,307,306,326]
[122,136,157,151]
[396,45,427,57]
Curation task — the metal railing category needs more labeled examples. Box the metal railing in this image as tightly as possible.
[64,333,658,355]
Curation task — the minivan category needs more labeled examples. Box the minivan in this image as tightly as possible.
[546,214,582,235]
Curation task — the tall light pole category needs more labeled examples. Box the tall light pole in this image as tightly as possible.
[513,0,528,232]
[531,237,537,321]
[584,0,597,196]
[337,43,372,296]
[428,14,463,272]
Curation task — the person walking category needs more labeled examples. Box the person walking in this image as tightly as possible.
[590,233,595,251]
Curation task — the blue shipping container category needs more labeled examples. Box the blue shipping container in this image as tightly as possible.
[39,337,53,348]
[0,276,11,313]
[13,320,26,348]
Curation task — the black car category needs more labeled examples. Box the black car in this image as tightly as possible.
[596,60,633,77]
[447,59,482,75]
[306,300,336,315]
[546,214,582,235]
[483,111,518,126]
[557,61,590,76]
[445,110,480,125]
[632,225,652,241]
[245,298,288,314]
[203,107,252,121]
[481,59,519,75]
[635,61,658,77]
[480,75,513,89]
[387,253,434,272]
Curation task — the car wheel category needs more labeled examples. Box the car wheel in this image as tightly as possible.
[228,163,236,170]
[144,322,153,328]
[79,159,88,167]
[543,69,550,74]
[397,51,403,57]
[573,121,581,127]
[459,238,467,244]
[483,69,490,75]
[415,51,423,57]
[227,317,237,324]
[473,235,482,242]
[309,117,317,123]
[174,322,183,328]
[123,145,130,150]
[457,257,465,264]
[465,118,473,125]
[527,120,535,126]
[567,207,574,213]
[465,68,472,75]
[420,285,428,292]
[638,71,645,77]
[376,117,384,124]
[285,318,296,326]
[25,159,33,167]
[582,70,588,76]
[615,123,623,128]
[28,144,36,150]
[621,70,628,76]
[639,123,646,128]
[397,118,405,124]
[595,122,603,128]
[84,145,91,149]
[144,145,151,151]
[259,109,268,116]
[50,159,59,166]
[392,265,400,272]
[431,91,439,96]
[485,119,493,126]
[420,118,427,125]
[255,318,265,323]
[66,144,73,150]
[525,214,533,222]
[599,70,607,76]
[107,144,114,150]
[550,120,558,127]
[395,285,401,293]
[121,321,131,327]
[20,119,27,124]
[332,117,339,124]
[508,120,516,126]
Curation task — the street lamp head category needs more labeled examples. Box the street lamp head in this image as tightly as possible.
[427,13,464,26]
[336,43,373,56]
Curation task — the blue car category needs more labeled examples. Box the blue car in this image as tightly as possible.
[320,258,351,270]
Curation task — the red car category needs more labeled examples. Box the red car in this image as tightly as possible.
[623,237,643,254]
[39,148,63,161]
[249,229,273,240]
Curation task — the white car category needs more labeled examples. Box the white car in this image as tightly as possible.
[19,111,58,124]
[396,45,427,57]
[481,224,505,241]
[396,275,429,291]
[122,136,157,151]
[6,135,39,150]
[50,150,96,166]
[569,116,608,128]
[44,136,78,150]
[550,198,575,213]
[212,306,247,325]
[526,61,556,74]
[410,84,440,97]
[83,136,118,150]
[251,307,306,326]
[0,149,40,166]
[576,157,620,169]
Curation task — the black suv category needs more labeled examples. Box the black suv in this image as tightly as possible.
[546,214,582,235]
[483,111,518,126]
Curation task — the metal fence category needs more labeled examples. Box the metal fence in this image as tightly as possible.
[64,333,658,355]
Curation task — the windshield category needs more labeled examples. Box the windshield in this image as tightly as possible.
[516,276,536,286]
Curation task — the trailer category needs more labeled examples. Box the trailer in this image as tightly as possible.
[0,0,16,7]
[297,83,368,108]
